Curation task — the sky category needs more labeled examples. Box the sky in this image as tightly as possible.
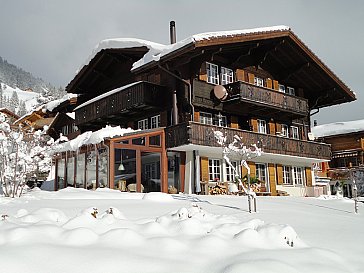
[0,0,363,125]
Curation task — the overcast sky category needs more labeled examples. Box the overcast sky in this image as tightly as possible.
[0,0,363,125]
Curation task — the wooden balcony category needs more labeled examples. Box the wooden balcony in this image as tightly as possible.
[75,81,167,127]
[165,122,331,160]
[193,80,309,119]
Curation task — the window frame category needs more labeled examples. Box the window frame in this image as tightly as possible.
[254,77,264,87]
[257,119,267,134]
[137,118,149,130]
[150,114,161,129]
[287,86,295,96]
[281,124,289,137]
[209,159,221,182]
[291,126,300,139]
[199,112,213,125]
[292,166,304,186]
[225,160,239,183]
[206,62,220,85]
[282,165,293,185]
[220,66,234,85]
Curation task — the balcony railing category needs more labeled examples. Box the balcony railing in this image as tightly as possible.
[165,122,331,160]
[75,81,167,126]
[225,81,309,117]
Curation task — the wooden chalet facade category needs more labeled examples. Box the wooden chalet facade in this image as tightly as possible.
[56,25,356,196]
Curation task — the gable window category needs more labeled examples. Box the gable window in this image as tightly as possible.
[283,166,293,185]
[151,115,161,129]
[226,161,239,182]
[292,167,304,185]
[279,84,286,93]
[281,124,289,137]
[291,126,299,139]
[257,119,267,134]
[138,119,148,130]
[207,62,219,85]
[209,159,221,181]
[199,112,213,125]
[254,77,264,87]
[287,86,295,96]
[221,67,234,85]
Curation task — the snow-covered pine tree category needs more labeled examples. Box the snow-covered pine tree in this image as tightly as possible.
[9,91,19,112]
[18,100,27,116]
[0,113,53,197]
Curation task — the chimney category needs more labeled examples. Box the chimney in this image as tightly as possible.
[170,21,176,44]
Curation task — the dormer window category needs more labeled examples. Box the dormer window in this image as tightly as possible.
[221,67,234,85]
[206,62,219,84]
[254,77,264,87]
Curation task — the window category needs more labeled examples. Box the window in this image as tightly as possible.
[279,84,286,93]
[221,67,234,85]
[293,167,304,185]
[291,126,300,139]
[226,161,239,182]
[281,124,289,137]
[254,77,264,87]
[71,124,78,133]
[209,159,221,181]
[257,119,267,134]
[61,125,69,136]
[138,119,148,130]
[283,166,292,185]
[200,112,213,125]
[214,113,227,127]
[255,163,267,182]
[287,86,295,95]
[151,115,161,129]
[207,62,219,84]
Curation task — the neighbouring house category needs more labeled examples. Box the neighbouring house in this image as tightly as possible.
[312,120,364,198]
[0,108,19,125]
[54,23,356,196]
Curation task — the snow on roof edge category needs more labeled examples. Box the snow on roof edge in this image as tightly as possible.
[311,119,364,138]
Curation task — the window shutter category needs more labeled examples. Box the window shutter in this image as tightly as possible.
[194,111,200,122]
[230,116,239,129]
[273,80,279,90]
[268,163,276,195]
[266,78,273,89]
[305,167,312,187]
[249,162,256,178]
[248,73,255,84]
[236,69,245,82]
[269,121,276,135]
[251,118,258,132]
[200,157,209,182]
[199,62,207,82]
[277,164,283,185]
[276,123,282,134]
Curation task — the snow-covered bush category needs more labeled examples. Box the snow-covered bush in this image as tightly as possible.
[0,113,53,197]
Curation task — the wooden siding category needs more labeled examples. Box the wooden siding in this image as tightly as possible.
[75,82,167,126]
[200,157,209,182]
[165,122,331,160]
[276,164,283,185]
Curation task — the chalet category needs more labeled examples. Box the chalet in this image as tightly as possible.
[55,23,356,196]
[312,120,364,197]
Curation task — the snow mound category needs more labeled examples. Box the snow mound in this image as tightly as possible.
[142,192,175,202]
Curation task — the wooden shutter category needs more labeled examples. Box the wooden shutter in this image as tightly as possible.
[305,167,313,187]
[268,163,277,195]
[236,69,245,82]
[200,157,209,182]
[269,121,276,135]
[230,116,239,129]
[194,111,200,122]
[248,162,256,178]
[277,164,283,185]
[160,111,168,127]
[199,62,207,82]
[241,164,248,178]
[251,118,258,132]
[276,123,282,134]
[266,78,272,89]
[273,80,279,90]
[248,73,255,84]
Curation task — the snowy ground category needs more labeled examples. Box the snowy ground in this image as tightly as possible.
[0,188,363,273]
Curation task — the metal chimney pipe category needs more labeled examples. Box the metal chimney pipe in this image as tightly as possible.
[170,21,176,44]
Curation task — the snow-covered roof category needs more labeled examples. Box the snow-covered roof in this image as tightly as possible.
[73,82,141,111]
[311,119,364,138]
[78,25,290,73]
[53,125,136,152]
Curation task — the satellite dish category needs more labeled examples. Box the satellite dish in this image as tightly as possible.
[213,85,228,101]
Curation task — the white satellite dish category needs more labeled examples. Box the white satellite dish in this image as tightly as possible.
[213,85,228,101]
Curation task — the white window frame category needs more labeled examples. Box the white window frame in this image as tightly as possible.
[287,86,295,95]
[292,166,304,186]
[199,112,213,125]
[291,126,300,139]
[214,113,227,127]
[257,119,267,134]
[279,84,286,93]
[206,62,219,85]
[254,77,264,87]
[283,165,293,185]
[138,118,149,130]
[62,125,69,136]
[225,161,239,183]
[255,163,267,183]
[281,124,289,137]
[221,67,234,85]
[209,159,221,182]
[151,114,161,129]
